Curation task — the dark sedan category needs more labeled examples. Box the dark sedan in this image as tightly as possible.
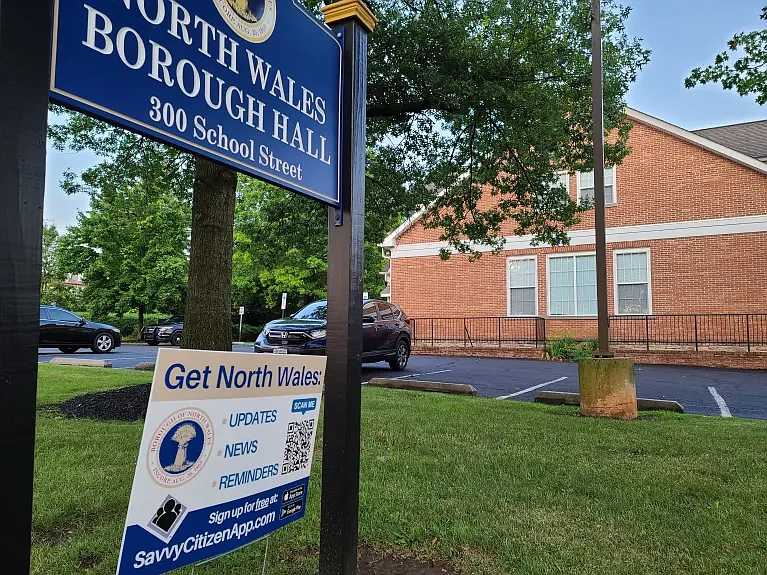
[39,306,122,353]
[140,316,183,346]
[254,300,412,371]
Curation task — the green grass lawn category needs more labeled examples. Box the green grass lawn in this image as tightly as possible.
[33,366,767,574]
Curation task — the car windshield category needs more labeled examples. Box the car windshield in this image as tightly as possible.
[161,315,183,324]
[293,301,327,320]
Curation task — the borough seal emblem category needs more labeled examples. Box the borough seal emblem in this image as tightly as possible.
[214,0,277,43]
[147,408,214,487]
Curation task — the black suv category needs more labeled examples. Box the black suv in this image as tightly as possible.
[39,306,122,353]
[254,300,412,371]
[141,316,183,346]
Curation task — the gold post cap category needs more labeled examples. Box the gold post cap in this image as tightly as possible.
[321,0,378,33]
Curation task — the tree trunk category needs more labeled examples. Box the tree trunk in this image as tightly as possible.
[182,157,237,351]
[137,303,145,334]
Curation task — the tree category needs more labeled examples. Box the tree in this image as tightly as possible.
[49,145,191,331]
[182,158,237,350]
[233,180,388,313]
[40,221,81,309]
[58,179,190,329]
[358,0,648,255]
[50,109,194,330]
[686,7,767,104]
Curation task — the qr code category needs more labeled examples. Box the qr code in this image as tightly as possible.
[282,419,315,475]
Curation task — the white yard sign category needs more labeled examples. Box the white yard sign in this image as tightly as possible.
[117,348,325,575]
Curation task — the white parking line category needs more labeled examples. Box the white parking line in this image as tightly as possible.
[708,386,732,417]
[496,377,568,400]
[424,370,452,375]
[393,373,421,380]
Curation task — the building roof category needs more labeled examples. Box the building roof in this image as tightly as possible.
[693,120,767,161]
[380,108,767,248]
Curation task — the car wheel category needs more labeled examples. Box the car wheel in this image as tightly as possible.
[59,347,78,354]
[388,339,410,371]
[171,332,182,346]
[91,332,115,353]
[146,341,159,346]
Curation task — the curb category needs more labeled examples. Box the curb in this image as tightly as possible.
[535,391,684,413]
[49,357,112,368]
[366,378,476,396]
[135,362,156,371]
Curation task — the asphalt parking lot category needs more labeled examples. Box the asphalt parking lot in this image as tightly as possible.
[38,343,255,369]
[40,345,767,419]
[362,355,767,420]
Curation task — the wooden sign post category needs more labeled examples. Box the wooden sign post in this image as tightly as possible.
[320,3,377,574]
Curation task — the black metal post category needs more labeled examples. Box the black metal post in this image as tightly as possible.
[0,0,52,571]
[320,2,375,574]
[645,315,650,351]
[746,314,751,352]
[694,315,699,352]
[591,0,612,357]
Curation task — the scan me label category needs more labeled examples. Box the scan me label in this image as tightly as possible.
[117,349,325,574]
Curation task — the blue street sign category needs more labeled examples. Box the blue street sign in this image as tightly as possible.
[51,0,342,206]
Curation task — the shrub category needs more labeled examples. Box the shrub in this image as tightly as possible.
[82,313,168,339]
[546,335,598,361]
[76,311,264,342]
[234,324,264,342]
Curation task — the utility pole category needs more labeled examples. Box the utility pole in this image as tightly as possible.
[591,0,613,357]
[578,0,636,422]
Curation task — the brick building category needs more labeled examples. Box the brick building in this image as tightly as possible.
[380,109,767,350]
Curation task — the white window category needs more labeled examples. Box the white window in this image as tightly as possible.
[507,257,537,316]
[551,172,569,193]
[614,249,651,315]
[578,166,616,205]
[548,253,597,316]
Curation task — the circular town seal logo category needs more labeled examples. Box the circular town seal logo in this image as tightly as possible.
[214,0,277,43]
[147,408,214,487]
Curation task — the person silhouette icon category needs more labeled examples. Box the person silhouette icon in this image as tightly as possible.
[155,499,180,532]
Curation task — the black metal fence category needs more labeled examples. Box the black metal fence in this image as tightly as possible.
[609,314,767,351]
[410,314,767,351]
[410,317,547,348]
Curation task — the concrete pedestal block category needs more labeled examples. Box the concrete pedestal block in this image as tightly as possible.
[578,358,637,420]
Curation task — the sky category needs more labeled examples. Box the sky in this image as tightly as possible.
[43,0,767,230]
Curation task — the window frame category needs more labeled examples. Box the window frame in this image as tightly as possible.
[362,301,379,323]
[376,302,395,320]
[47,307,82,323]
[613,248,652,315]
[576,166,617,207]
[506,256,538,317]
[551,171,569,194]
[546,251,598,317]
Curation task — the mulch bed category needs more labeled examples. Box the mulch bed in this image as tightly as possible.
[56,383,151,421]
[358,547,461,575]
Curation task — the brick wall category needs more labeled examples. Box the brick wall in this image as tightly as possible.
[392,233,767,319]
[385,114,767,364]
[396,118,767,246]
